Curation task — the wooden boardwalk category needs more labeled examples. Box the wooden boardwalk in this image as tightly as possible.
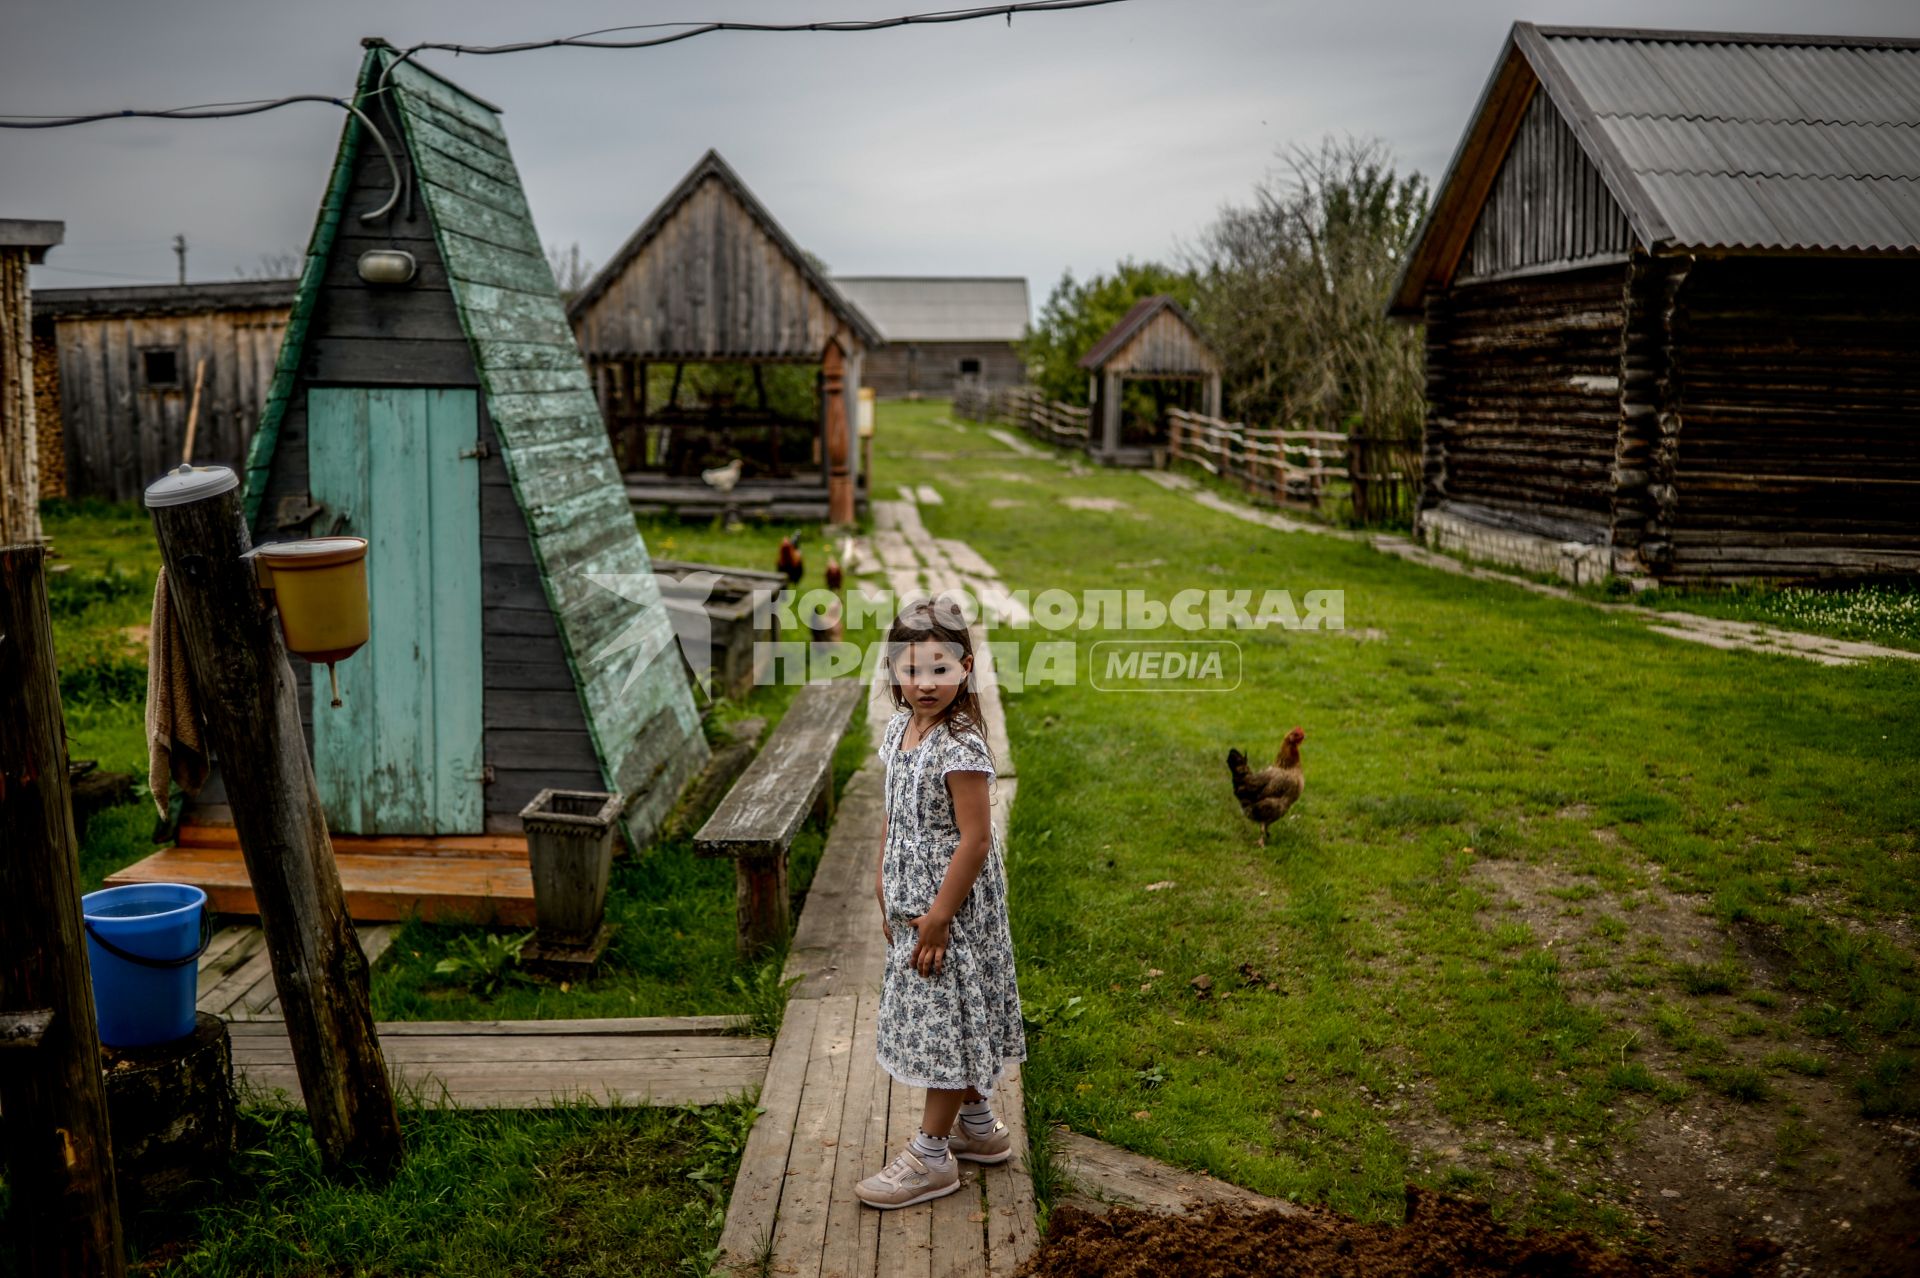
[198,924,767,1108]
[716,499,1037,1277]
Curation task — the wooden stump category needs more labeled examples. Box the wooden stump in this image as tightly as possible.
[101,1013,235,1209]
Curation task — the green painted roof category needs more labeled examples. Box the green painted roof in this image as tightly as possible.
[246,47,706,844]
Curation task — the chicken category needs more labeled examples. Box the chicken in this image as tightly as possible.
[1227,727,1305,847]
[776,529,804,585]
[825,556,843,591]
[701,457,744,493]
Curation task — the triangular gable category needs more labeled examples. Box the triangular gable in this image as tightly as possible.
[1390,23,1661,314]
[569,149,882,353]
[1077,295,1219,373]
[245,47,704,845]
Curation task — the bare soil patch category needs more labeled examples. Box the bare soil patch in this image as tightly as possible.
[1441,841,1920,1276]
[1016,1190,1781,1277]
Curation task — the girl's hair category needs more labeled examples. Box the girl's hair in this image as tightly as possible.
[884,594,988,750]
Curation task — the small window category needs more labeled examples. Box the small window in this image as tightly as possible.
[958,358,982,376]
[142,348,181,387]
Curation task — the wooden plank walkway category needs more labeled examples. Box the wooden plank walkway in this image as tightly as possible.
[717,505,1036,1277]
[199,924,768,1108]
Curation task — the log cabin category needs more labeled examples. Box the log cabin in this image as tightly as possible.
[112,43,709,922]
[1391,22,1920,584]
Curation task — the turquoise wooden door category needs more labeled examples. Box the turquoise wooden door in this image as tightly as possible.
[307,387,485,834]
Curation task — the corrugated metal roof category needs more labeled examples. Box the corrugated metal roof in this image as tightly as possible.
[1532,27,1920,253]
[830,276,1029,343]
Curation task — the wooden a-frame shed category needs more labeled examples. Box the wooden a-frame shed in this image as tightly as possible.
[116,44,710,920]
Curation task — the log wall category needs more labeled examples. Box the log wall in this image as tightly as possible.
[1419,262,1628,540]
[865,340,1024,398]
[1661,258,1920,581]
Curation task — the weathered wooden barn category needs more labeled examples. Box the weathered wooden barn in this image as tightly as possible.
[568,150,881,521]
[31,279,293,501]
[1392,22,1920,584]
[832,276,1029,397]
[1079,295,1223,466]
[116,46,708,922]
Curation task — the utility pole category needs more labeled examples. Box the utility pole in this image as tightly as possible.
[173,234,187,285]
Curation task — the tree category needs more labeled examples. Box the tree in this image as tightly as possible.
[546,241,595,305]
[1020,260,1197,404]
[1189,137,1429,445]
[236,251,303,280]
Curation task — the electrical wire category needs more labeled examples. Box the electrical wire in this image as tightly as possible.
[1,0,1133,225]
[0,92,404,225]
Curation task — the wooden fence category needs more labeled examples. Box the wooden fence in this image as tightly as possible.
[953,383,1089,447]
[1167,409,1417,523]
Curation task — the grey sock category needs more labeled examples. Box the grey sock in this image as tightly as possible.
[911,1129,951,1167]
[959,1100,997,1137]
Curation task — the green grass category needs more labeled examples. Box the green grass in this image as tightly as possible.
[875,400,1920,1234]
[15,1099,759,1278]
[1622,580,1920,653]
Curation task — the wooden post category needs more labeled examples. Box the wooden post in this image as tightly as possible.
[0,544,128,1277]
[144,472,403,1180]
[823,340,852,525]
[1100,371,1122,460]
[1,247,44,546]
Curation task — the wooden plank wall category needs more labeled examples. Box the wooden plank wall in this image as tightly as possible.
[1457,88,1634,284]
[1101,307,1221,377]
[52,306,285,501]
[1662,258,1920,581]
[243,119,603,834]
[30,330,65,499]
[1420,262,1628,540]
[572,175,849,361]
[864,341,1025,398]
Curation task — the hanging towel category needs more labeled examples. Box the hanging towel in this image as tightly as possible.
[146,567,208,815]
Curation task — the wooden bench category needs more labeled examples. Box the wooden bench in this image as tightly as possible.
[695,679,865,957]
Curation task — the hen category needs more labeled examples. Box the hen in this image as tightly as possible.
[1227,727,1305,847]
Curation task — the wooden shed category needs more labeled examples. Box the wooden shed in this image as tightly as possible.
[31,279,293,501]
[832,276,1029,398]
[115,44,710,921]
[1078,295,1222,466]
[1392,22,1920,584]
[568,150,881,522]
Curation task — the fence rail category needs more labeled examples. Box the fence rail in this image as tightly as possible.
[953,383,1089,446]
[1167,409,1417,522]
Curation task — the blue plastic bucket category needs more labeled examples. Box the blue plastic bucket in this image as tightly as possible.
[81,883,210,1047]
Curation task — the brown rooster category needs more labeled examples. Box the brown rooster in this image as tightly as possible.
[1227,727,1305,847]
[776,529,804,585]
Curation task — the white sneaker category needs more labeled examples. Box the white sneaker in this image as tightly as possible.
[854,1145,961,1209]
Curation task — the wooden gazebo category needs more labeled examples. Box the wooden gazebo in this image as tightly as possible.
[1078,295,1222,466]
[568,151,882,522]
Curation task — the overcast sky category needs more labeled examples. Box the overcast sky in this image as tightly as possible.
[6,0,1917,307]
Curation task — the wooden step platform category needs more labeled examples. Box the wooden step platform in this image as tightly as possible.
[107,825,534,925]
[198,923,401,1021]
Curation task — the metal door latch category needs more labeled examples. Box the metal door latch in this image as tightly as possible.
[461,439,493,460]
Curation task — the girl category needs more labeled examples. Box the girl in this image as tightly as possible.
[855,596,1027,1210]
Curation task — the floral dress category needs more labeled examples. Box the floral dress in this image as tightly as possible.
[875,709,1027,1096]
